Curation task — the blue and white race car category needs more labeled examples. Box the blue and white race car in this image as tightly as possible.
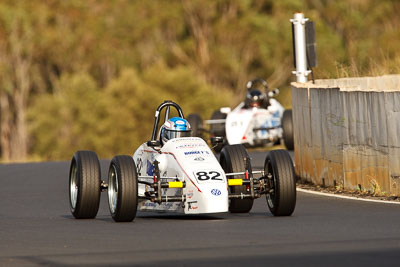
[68,101,296,222]
[188,79,294,152]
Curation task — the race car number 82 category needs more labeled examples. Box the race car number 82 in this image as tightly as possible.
[195,171,222,181]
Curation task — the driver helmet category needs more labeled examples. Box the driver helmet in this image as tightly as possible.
[245,89,267,108]
[160,117,191,144]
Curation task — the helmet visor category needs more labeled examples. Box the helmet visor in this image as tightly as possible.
[164,129,191,140]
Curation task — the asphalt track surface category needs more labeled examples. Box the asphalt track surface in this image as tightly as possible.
[1,151,400,266]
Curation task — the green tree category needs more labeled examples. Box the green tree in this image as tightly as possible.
[29,73,107,160]
[2,0,400,161]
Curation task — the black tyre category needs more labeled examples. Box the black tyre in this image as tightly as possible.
[69,150,101,219]
[108,155,138,222]
[282,109,294,150]
[264,150,296,216]
[187,113,203,138]
[220,145,253,213]
[210,110,226,137]
[210,110,227,152]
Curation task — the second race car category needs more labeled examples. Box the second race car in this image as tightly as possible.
[188,79,294,152]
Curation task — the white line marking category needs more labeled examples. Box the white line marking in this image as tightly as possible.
[296,188,400,205]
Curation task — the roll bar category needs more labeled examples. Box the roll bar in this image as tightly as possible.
[149,100,185,144]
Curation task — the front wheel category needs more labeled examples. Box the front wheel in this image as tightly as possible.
[108,155,138,222]
[220,145,253,213]
[69,150,101,219]
[264,150,296,216]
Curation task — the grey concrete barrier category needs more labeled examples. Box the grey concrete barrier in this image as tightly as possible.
[292,75,400,196]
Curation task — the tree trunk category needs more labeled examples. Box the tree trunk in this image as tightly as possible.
[0,92,11,161]
[182,1,211,68]
[11,44,31,160]
[0,18,33,161]
[11,88,28,160]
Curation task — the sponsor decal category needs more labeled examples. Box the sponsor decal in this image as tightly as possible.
[187,190,194,199]
[143,202,174,209]
[175,120,185,125]
[211,189,222,196]
[184,150,210,156]
[194,157,205,161]
[136,158,143,174]
[161,202,174,209]
[143,202,157,207]
[187,201,198,210]
[175,142,207,149]
[146,160,154,176]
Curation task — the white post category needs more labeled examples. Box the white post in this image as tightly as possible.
[291,13,311,83]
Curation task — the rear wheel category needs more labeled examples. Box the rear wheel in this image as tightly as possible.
[264,150,296,216]
[282,109,294,150]
[69,150,101,219]
[187,113,203,139]
[108,155,138,222]
[210,110,227,152]
[220,145,253,213]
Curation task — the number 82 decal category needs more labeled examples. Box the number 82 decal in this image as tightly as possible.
[194,171,223,182]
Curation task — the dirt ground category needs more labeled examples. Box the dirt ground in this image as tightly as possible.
[297,180,400,203]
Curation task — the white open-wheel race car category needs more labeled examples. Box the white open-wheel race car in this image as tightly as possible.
[187,79,294,152]
[69,101,296,222]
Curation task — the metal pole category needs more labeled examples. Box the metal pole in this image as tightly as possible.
[291,13,311,83]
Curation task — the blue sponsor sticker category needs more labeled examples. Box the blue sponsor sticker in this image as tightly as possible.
[146,160,154,176]
[211,189,221,196]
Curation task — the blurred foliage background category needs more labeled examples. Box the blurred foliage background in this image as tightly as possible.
[0,0,399,161]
